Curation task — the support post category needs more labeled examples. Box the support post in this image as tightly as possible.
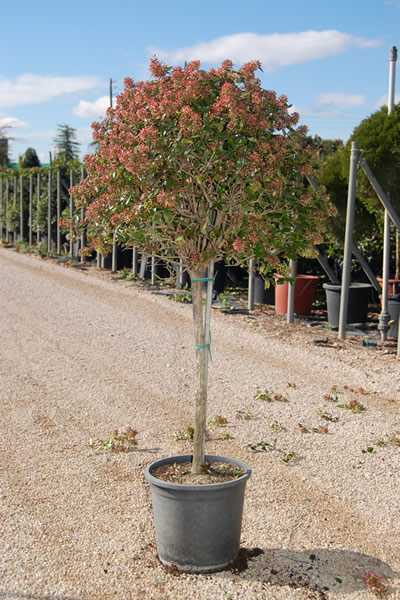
[151,255,156,285]
[287,259,297,324]
[13,177,17,244]
[248,259,255,310]
[69,171,74,257]
[111,231,117,272]
[379,211,391,341]
[48,169,52,253]
[36,172,40,245]
[0,178,3,239]
[56,170,61,254]
[132,245,138,276]
[338,142,359,339]
[19,175,24,240]
[29,175,33,246]
[5,178,9,241]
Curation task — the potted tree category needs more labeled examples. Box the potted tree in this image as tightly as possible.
[72,58,333,572]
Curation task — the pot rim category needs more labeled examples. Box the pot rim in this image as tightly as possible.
[323,282,373,290]
[144,454,252,491]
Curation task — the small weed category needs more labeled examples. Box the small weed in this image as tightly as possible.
[247,439,277,452]
[364,571,387,597]
[254,389,273,402]
[236,408,253,420]
[323,386,339,402]
[173,426,195,441]
[169,291,192,303]
[221,431,234,440]
[315,410,340,423]
[344,385,367,394]
[338,399,366,414]
[208,415,228,427]
[375,433,400,447]
[201,462,244,479]
[89,427,138,452]
[117,268,136,281]
[282,452,298,464]
[362,446,375,454]
[268,421,285,432]
[298,424,329,434]
[247,439,298,465]
[274,393,288,403]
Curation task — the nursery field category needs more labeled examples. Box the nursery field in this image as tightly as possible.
[0,246,399,600]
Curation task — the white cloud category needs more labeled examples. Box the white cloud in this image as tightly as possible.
[0,74,104,109]
[73,95,114,119]
[0,116,29,129]
[317,93,366,108]
[149,30,380,72]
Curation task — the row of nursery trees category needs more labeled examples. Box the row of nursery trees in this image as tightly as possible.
[0,126,86,252]
[1,59,398,471]
[1,91,399,279]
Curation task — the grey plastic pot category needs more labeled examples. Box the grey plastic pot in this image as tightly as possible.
[144,454,251,573]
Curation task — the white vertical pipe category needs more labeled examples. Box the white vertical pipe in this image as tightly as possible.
[338,142,359,339]
[248,259,255,310]
[287,259,297,324]
[380,46,397,342]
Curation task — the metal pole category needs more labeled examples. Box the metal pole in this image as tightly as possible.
[13,177,17,244]
[204,259,215,390]
[338,141,359,339]
[132,245,137,276]
[110,78,113,109]
[48,169,52,253]
[36,172,40,245]
[0,178,3,239]
[379,47,397,342]
[29,175,33,246]
[379,210,391,341]
[351,243,381,293]
[287,259,297,324]
[80,168,85,263]
[19,175,24,240]
[69,171,74,256]
[5,178,9,241]
[248,259,256,310]
[56,170,61,254]
[111,231,117,272]
[151,255,156,285]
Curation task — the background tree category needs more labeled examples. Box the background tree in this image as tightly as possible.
[349,104,400,276]
[21,147,41,168]
[53,124,80,162]
[0,127,10,166]
[72,58,333,473]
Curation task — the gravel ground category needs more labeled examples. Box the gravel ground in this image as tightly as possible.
[0,245,399,600]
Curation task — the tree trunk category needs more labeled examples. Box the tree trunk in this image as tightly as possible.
[190,262,214,474]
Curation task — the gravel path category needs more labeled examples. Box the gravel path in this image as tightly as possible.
[0,246,399,600]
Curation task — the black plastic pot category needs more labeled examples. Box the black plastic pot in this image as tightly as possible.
[388,295,400,339]
[323,282,373,328]
[144,454,251,573]
[254,275,275,305]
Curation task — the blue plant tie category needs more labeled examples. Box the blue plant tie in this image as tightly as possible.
[195,332,212,362]
[191,271,218,283]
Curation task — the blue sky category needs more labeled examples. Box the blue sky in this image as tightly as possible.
[1,0,399,163]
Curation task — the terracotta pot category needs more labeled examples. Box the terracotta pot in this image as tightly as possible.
[274,274,318,316]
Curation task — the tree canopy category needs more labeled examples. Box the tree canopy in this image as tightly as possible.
[73,58,332,275]
[53,124,80,162]
[21,147,41,168]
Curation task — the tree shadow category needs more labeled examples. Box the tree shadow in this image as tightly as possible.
[228,547,400,597]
